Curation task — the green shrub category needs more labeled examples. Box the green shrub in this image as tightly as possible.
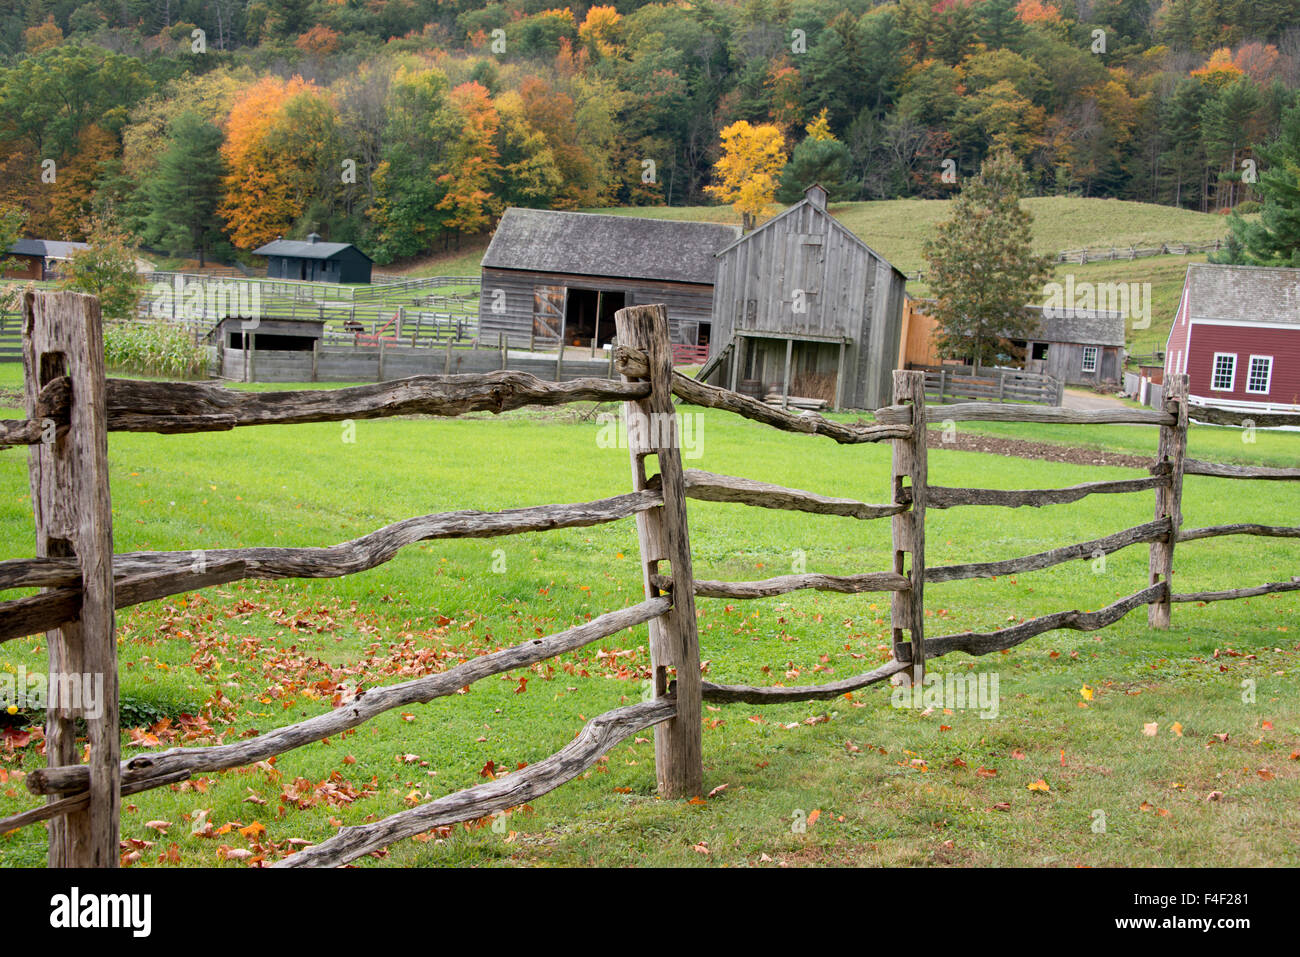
[103,321,208,378]
[1233,200,1262,215]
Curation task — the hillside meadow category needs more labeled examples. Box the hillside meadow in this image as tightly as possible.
[1,362,1297,867]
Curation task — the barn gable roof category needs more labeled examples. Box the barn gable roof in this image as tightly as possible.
[1024,305,1126,347]
[1184,262,1300,324]
[481,208,740,285]
[252,235,372,262]
[714,189,907,281]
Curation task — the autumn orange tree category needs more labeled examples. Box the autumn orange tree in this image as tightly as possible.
[519,76,599,209]
[217,76,339,250]
[706,121,787,230]
[436,82,501,244]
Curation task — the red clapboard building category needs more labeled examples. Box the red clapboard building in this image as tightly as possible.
[1165,263,1300,412]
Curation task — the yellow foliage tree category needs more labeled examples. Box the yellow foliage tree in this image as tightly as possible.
[1191,48,1245,88]
[579,6,623,59]
[805,108,835,142]
[706,121,787,230]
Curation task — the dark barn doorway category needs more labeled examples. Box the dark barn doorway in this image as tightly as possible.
[564,288,625,347]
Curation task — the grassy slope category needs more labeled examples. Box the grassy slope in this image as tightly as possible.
[1,363,1297,868]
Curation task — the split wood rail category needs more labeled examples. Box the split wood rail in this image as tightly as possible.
[1,291,1298,868]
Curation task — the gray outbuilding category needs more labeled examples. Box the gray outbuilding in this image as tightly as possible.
[705,184,907,410]
[1018,305,1125,386]
[477,208,740,353]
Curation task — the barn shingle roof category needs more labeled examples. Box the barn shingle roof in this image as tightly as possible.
[1184,262,1300,324]
[481,208,741,285]
[1024,305,1126,347]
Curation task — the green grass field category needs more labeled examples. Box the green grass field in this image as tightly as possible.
[1,360,1297,868]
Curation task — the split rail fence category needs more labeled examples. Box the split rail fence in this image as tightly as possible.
[911,364,1064,406]
[1,291,1298,868]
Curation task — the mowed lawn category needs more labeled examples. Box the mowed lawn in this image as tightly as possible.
[1,364,1298,867]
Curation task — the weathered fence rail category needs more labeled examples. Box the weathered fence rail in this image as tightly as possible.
[2,290,1297,868]
[910,363,1064,407]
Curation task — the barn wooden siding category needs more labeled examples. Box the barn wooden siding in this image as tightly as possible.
[709,197,905,409]
[478,267,715,348]
[1032,341,1121,385]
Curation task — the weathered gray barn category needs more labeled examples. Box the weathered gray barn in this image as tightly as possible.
[477,208,740,351]
[1018,305,1125,386]
[253,234,373,284]
[705,185,907,410]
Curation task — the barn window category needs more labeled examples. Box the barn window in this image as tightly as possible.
[1031,343,1049,360]
[1081,346,1098,373]
[1246,355,1273,394]
[1211,353,1236,391]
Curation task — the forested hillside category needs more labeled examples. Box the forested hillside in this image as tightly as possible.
[1,0,1296,265]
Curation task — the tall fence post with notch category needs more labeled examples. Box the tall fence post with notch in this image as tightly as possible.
[890,369,927,686]
[23,290,119,866]
[1148,372,1188,628]
[615,303,703,799]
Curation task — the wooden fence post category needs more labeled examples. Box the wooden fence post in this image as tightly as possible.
[615,303,703,799]
[1148,372,1188,628]
[890,369,927,685]
[23,290,119,866]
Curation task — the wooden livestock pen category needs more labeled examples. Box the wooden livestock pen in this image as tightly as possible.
[706,185,906,410]
[478,208,739,352]
[2,291,1298,868]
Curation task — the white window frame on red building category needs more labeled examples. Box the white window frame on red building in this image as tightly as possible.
[1245,355,1273,395]
[1211,352,1236,391]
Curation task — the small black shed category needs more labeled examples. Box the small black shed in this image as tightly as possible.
[253,233,373,284]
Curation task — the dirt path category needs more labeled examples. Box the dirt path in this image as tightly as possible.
[1061,388,1132,412]
[924,429,1151,469]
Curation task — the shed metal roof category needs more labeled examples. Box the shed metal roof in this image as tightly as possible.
[252,236,372,261]
[1183,262,1300,324]
[481,208,741,285]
